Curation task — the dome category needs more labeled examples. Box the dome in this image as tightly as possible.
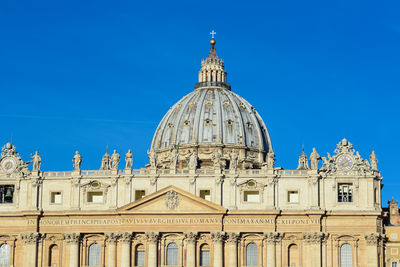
[149,37,273,170]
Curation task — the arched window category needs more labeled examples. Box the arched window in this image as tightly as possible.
[88,243,101,266]
[199,244,210,266]
[340,243,352,267]
[135,244,145,266]
[49,244,59,267]
[166,242,178,265]
[0,243,10,267]
[246,242,258,266]
[288,244,299,267]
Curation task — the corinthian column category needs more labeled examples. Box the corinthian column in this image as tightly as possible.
[211,232,225,267]
[64,233,80,267]
[120,232,132,267]
[105,232,119,267]
[146,232,159,267]
[226,232,239,267]
[364,233,380,267]
[21,232,39,267]
[264,232,279,267]
[303,232,323,267]
[184,232,197,267]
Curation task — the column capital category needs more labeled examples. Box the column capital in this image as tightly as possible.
[146,232,159,244]
[303,232,325,244]
[120,232,132,244]
[184,232,198,244]
[364,232,381,246]
[64,232,80,245]
[264,232,280,244]
[21,232,40,245]
[105,232,120,245]
[211,231,225,243]
[226,232,240,244]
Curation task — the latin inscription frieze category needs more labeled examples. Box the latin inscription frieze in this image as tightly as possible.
[30,217,320,226]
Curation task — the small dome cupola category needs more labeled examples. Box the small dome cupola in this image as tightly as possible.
[195,31,230,90]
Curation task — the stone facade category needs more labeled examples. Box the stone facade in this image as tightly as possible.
[0,37,386,266]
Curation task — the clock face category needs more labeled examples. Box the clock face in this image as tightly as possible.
[1,157,17,173]
[337,154,353,171]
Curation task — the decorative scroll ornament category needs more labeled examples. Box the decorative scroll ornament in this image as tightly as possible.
[21,232,40,245]
[226,232,240,244]
[165,190,179,210]
[320,138,372,176]
[364,232,381,246]
[145,232,159,244]
[120,232,132,243]
[184,232,198,244]
[63,233,80,245]
[0,142,31,177]
[303,232,324,244]
[211,232,225,243]
[105,232,120,244]
[264,232,280,244]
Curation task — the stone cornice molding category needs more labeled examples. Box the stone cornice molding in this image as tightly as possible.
[211,232,225,243]
[364,232,380,246]
[226,232,240,244]
[146,232,159,244]
[21,232,40,245]
[105,232,120,244]
[120,232,132,244]
[64,233,80,245]
[184,232,198,244]
[264,232,280,244]
[303,232,325,244]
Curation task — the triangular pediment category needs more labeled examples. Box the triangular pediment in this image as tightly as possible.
[118,186,226,214]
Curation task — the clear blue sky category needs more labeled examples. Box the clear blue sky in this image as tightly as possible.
[0,0,399,205]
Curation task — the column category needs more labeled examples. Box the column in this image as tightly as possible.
[21,232,39,267]
[120,232,132,267]
[105,232,119,267]
[226,233,239,267]
[265,232,279,267]
[146,232,159,267]
[364,233,380,267]
[303,232,323,267]
[322,234,329,267]
[184,232,197,267]
[211,232,225,267]
[64,233,80,267]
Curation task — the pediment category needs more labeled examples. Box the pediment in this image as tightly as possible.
[118,186,226,214]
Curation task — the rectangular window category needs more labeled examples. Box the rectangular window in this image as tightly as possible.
[288,191,299,203]
[244,191,260,202]
[135,190,146,201]
[50,192,62,204]
[200,190,211,201]
[200,250,210,266]
[0,185,14,204]
[135,251,145,266]
[87,192,103,203]
[338,184,353,203]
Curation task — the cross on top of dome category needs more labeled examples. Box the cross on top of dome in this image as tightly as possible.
[195,33,230,90]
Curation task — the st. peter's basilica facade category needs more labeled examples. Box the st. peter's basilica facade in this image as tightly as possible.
[0,37,384,267]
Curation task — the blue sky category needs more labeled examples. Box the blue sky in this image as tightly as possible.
[0,0,399,204]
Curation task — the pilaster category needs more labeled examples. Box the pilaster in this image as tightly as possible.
[64,232,80,267]
[226,232,239,267]
[21,232,40,267]
[146,232,159,267]
[211,232,225,267]
[105,232,120,267]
